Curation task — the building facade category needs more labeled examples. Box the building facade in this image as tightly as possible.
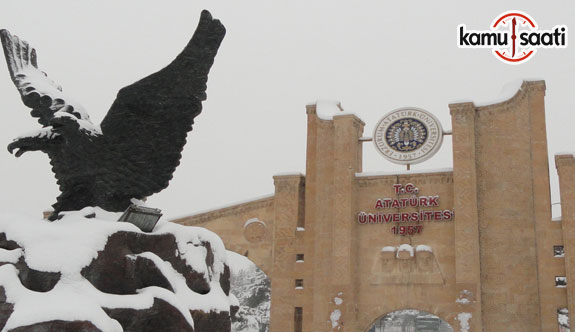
[173,80,575,332]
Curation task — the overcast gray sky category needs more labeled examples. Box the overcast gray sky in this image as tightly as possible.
[0,0,573,219]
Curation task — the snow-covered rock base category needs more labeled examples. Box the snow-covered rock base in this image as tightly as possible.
[0,208,237,332]
[227,252,270,332]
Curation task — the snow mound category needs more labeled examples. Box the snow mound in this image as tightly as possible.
[0,208,234,332]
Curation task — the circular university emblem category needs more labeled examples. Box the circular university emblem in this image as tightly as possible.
[373,108,443,165]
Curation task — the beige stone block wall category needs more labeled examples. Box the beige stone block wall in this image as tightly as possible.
[472,82,544,331]
[449,101,483,332]
[355,173,458,331]
[557,154,575,330]
[169,82,572,332]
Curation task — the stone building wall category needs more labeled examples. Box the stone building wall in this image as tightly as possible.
[173,80,571,332]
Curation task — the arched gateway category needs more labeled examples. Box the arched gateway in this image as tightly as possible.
[173,81,575,332]
[366,310,453,332]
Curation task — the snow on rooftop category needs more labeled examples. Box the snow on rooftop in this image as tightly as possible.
[356,168,453,177]
[311,100,357,120]
[0,208,234,330]
[450,80,542,107]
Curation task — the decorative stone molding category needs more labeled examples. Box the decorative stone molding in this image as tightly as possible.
[371,245,444,285]
[356,172,453,188]
[243,218,267,243]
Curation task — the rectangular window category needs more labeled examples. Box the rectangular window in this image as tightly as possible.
[294,307,303,332]
[296,254,304,262]
[556,276,567,288]
[295,279,304,289]
[555,245,565,258]
[558,308,570,332]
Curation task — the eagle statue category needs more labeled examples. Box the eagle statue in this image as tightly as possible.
[1,10,225,220]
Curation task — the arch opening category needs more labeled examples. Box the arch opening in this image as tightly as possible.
[367,309,453,332]
[227,250,271,332]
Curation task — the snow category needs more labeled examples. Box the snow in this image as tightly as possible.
[229,260,270,332]
[128,251,229,314]
[228,293,239,307]
[155,220,228,280]
[330,309,341,329]
[0,248,22,264]
[396,244,414,257]
[381,246,396,253]
[226,250,253,273]
[0,209,235,330]
[243,218,264,229]
[130,198,148,207]
[52,110,101,136]
[0,208,137,275]
[10,63,101,137]
[16,126,59,140]
[311,100,357,121]
[456,290,473,305]
[356,167,453,177]
[552,202,562,220]
[0,265,123,332]
[456,312,472,332]
[415,244,432,253]
[558,308,569,328]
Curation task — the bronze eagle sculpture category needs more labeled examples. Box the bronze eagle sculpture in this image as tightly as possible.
[1,10,225,220]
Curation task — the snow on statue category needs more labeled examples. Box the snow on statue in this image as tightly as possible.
[1,10,225,220]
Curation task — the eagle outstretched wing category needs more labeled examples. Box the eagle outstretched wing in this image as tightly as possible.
[0,30,98,136]
[98,10,226,200]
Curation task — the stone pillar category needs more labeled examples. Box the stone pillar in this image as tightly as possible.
[556,154,575,330]
[304,104,365,331]
[449,102,483,331]
[305,104,335,331]
[526,83,557,332]
[331,114,364,331]
[269,174,305,332]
